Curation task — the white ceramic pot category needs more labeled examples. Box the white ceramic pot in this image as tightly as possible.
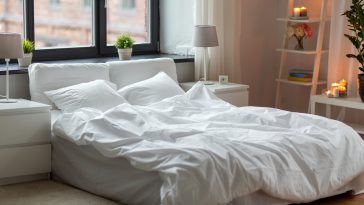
[18,53,33,67]
[117,48,132,61]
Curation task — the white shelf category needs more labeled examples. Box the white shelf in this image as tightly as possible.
[310,95,364,110]
[276,79,327,86]
[276,49,329,55]
[276,17,321,23]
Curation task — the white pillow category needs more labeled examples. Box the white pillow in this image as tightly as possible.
[45,80,127,112]
[117,72,185,106]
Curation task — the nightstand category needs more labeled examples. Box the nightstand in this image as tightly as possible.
[0,99,51,185]
[180,81,249,107]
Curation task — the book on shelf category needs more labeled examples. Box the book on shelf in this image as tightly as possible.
[287,69,313,82]
[287,76,312,82]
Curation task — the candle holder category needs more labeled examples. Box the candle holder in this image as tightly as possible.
[290,7,309,20]
[325,80,348,98]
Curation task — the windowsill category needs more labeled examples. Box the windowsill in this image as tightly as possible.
[0,54,194,75]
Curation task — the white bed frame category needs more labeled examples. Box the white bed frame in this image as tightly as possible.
[28,58,364,205]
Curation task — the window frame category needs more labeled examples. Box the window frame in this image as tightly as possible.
[99,0,159,56]
[19,0,159,62]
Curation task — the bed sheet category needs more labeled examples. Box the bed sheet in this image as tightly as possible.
[52,134,364,205]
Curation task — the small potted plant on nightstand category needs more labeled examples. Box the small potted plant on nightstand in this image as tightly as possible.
[343,0,364,102]
[115,33,135,61]
[18,39,34,67]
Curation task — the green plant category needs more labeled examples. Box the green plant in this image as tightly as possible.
[343,0,364,72]
[115,34,135,49]
[22,39,34,54]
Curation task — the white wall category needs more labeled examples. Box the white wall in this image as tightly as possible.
[160,0,194,54]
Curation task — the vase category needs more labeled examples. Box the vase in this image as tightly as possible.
[359,74,364,102]
[295,37,304,50]
[17,53,33,67]
[117,48,132,61]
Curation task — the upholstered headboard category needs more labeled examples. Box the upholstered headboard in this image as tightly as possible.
[108,58,178,89]
[28,58,177,105]
[29,63,109,106]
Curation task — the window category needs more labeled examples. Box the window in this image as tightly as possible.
[107,0,149,45]
[1,0,159,62]
[83,0,92,10]
[34,0,94,48]
[0,0,24,36]
[49,0,60,9]
[121,0,136,10]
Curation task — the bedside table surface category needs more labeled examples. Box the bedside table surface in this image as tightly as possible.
[181,81,249,93]
[0,99,51,114]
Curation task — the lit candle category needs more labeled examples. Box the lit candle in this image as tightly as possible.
[338,86,346,92]
[333,87,339,98]
[293,8,301,17]
[300,7,308,17]
[339,79,348,87]
[330,83,340,96]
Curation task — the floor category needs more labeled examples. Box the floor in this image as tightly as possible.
[0,180,120,205]
[0,180,363,205]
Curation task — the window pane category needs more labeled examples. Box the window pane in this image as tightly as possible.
[0,0,24,36]
[107,0,149,45]
[34,0,94,49]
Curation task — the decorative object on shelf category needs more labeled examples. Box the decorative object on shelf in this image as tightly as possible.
[290,7,309,20]
[115,33,135,61]
[325,80,348,98]
[18,39,34,67]
[343,0,364,102]
[193,25,219,85]
[287,23,313,50]
[0,33,23,103]
[288,70,313,82]
[219,75,229,84]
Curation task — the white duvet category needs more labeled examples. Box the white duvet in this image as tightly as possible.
[53,83,364,205]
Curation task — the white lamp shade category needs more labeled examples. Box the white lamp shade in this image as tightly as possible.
[193,25,219,48]
[0,33,24,59]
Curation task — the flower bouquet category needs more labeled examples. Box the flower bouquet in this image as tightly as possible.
[287,24,313,50]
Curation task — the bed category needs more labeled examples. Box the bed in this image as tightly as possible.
[29,58,364,205]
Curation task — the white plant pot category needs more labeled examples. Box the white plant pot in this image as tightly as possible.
[117,48,132,61]
[18,53,33,67]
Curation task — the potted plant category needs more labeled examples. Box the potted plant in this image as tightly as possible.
[115,34,135,60]
[343,0,364,102]
[18,39,34,67]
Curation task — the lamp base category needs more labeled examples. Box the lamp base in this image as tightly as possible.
[203,81,215,85]
[0,99,17,103]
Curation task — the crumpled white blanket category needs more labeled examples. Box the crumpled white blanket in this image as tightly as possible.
[53,83,364,205]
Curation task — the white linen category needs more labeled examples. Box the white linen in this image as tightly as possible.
[45,80,127,112]
[53,84,364,205]
[117,72,185,106]
[108,58,178,89]
[29,63,110,107]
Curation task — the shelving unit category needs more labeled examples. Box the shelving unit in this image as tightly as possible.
[275,0,330,112]
[276,79,327,86]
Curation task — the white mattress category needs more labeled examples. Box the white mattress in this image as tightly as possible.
[50,111,364,205]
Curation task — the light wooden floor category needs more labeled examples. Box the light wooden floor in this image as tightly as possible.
[305,193,364,205]
[1,180,364,205]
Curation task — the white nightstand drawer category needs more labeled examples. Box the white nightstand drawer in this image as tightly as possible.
[0,112,50,146]
[0,144,51,178]
[216,90,249,107]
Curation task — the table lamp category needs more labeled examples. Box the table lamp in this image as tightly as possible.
[0,33,23,103]
[193,25,219,85]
